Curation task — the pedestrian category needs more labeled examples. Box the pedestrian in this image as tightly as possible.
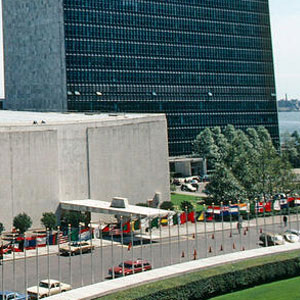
[283,215,288,227]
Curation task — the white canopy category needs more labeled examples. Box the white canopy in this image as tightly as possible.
[60,199,171,217]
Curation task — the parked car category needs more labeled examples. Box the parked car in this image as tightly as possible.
[259,233,285,247]
[27,279,72,299]
[59,241,95,256]
[0,291,26,300]
[283,231,300,243]
[108,259,152,277]
[181,184,197,192]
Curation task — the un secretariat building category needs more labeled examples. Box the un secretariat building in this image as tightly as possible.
[2,0,279,156]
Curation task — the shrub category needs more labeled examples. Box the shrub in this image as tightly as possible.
[160,201,174,211]
[41,212,57,230]
[180,200,194,212]
[0,222,4,235]
[13,213,32,234]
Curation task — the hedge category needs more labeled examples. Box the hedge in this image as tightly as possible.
[136,257,300,300]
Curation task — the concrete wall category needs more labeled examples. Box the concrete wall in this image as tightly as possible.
[2,0,67,111]
[0,115,170,229]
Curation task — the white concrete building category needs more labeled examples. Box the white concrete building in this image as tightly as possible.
[0,111,170,229]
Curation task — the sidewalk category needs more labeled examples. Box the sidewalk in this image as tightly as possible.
[47,242,300,300]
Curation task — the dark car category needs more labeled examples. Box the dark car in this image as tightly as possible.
[0,291,26,300]
[108,259,152,277]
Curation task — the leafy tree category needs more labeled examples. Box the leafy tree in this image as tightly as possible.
[13,213,32,234]
[194,128,219,169]
[0,222,4,235]
[204,164,246,204]
[180,200,194,212]
[160,201,174,211]
[41,212,57,230]
[61,210,86,228]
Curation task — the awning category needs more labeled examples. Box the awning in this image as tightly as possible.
[60,199,171,217]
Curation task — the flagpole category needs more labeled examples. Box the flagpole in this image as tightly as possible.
[149,216,153,269]
[177,212,181,262]
[168,211,172,265]
[204,204,207,257]
[247,200,251,250]
[194,208,198,258]
[110,224,114,279]
[1,240,4,300]
[212,203,216,256]
[229,201,233,247]
[79,224,83,287]
[90,223,94,284]
[297,205,299,232]
[13,233,16,297]
[255,199,258,235]
[36,232,39,300]
[68,224,72,286]
[185,206,189,260]
[263,201,268,247]
[24,233,27,300]
[288,200,291,230]
[140,214,144,271]
[99,221,104,281]
[159,210,163,267]
[47,229,50,296]
[130,214,134,274]
[57,226,61,293]
[272,199,275,235]
[120,216,124,276]
[221,202,224,253]
[238,200,242,251]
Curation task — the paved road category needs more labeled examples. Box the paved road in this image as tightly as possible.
[1,216,299,296]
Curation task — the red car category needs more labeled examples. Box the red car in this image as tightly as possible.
[108,259,152,277]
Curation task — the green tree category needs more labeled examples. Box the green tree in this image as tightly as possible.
[204,164,246,205]
[194,128,220,169]
[41,212,57,230]
[61,210,86,228]
[13,213,32,234]
[180,200,194,212]
[160,201,174,211]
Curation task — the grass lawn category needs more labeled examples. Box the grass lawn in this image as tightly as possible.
[171,193,205,211]
[211,276,300,300]
[98,250,300,300]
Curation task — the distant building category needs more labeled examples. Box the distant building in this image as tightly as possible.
[0,111,170,229]
[2,0,279,155]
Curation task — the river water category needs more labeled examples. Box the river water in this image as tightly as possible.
[278,112,300,134]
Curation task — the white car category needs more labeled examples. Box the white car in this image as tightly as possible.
[181,183,197,192]
[27,279,72,299]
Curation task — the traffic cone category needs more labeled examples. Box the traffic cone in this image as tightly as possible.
[220,244,223,251]
[212,234,215,239]
[127,242,132,251]
[193,249,197,260]
[233,243,236,249]
[260,228,263,233]
[181,251,185,258]
[229,231,232,238]
[208,246,212,253]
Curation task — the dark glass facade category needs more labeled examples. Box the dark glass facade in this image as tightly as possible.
[63,0,279,156]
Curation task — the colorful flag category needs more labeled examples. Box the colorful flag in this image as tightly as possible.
[151,217,159,228]
[36,235,47,247]
[79,228,91,241]
[123,221,131,233]
[196,211,204,221]
[188,211,195,223]
[133,219,141,231]
[141,217,150,229]
[180,212,187,224]
[173,214,179,225]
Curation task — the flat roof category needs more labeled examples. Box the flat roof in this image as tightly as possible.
[60,199,171,217]
[0,111,163,126]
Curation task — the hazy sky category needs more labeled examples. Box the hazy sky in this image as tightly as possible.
[0,1,299,100]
